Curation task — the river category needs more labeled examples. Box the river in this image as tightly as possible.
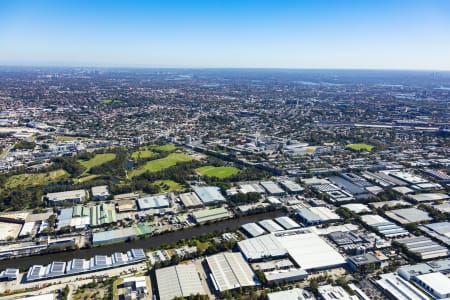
[0,210,285,270]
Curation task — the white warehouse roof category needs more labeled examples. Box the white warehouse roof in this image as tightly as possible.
[156,264,205,300]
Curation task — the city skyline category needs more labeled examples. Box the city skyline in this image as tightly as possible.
[1,0,450,70]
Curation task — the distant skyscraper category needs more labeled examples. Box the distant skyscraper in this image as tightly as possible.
[185,135,192,145]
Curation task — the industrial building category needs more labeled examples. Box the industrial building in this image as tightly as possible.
[296,207,340,225]
[137,194,170,210]
[205,252,258,292]
[347,253,381,272]
[265,268,308,285]
[278,179,304,193]
[45,189,87,205]
[239,229,346,272]
[192,207,230,224]
[419,222,450,246]
[360,214,409,238]
[155,264,206,300]
[27,249,145,281]
[341,203,371,214]
[275,230,346,271]
[178,192,203,208]
[274,216,301,230]
[241,222,266,237]
[92,227,137,245]
[376,273,428,300]
[267,288,311,300]
[398,258,450,281]
[385,208,432,224]
[0,268,19,281]
[318,284,358,300]
[260,181,286,196]
[414,272,450,299]
[193,186,226,205]
[91,185,110,201]
[238,233,288,261]
[407,193,449,202]
[258,219,284,233]
[396,236,449,260]
[57,203,117,230]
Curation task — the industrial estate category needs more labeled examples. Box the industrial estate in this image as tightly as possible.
[0,68,449,300]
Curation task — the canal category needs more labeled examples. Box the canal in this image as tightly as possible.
[0,210,285,270]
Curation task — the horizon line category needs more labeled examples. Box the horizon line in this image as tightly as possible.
[0,64,450,73]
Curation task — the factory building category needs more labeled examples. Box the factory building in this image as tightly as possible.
[137,194,170,210]
[178,192,203,209]
[274,216,301,230]
[27,249,145,281]
[260,181,286,196]
[396,236,449,260]
[258,219,284,233]
[267,288,310,300]
[376,273,428,300]
[91,185,110,201]
[193,186,226,205]
[241,223,266,237]
[155,264,206,300]
[192,207,231,224]
[45,190,87,206]
[361,214,409,238]
[205,252,258,292]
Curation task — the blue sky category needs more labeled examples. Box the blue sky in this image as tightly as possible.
[1,0,450,69]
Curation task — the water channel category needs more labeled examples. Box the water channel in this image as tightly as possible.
[0,210,285,270]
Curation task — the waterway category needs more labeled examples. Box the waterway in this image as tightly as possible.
[0,210,285,270]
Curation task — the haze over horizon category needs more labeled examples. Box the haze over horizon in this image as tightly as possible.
[1,0,450,70]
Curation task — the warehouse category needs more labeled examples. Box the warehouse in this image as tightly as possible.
[278,179,304,193]
[408,193,449,202]
[258,219,284,233]
[45,189,87,205]
[376,273,428,300]
[296,207,322,225]
[178,192,203,208]
[398,259,450,281]
[397,236,449,260]
[275,230,347,271]
[267,288,310,300]
[318,284,358,300]
[347,253,381,272]
[137,194,170,210]
[385,208,432,224]
[274,216,301,230]
[92,227,137,245]
[91,185,110,201]
[265,269,308,285]
[360,214,409,238]
[419,222,450,246]
[414,272,450,299]
[193,186,226,205]
[192,207,231,224]
[241,223,266,237]
[206,252,258,292]
[260,181,286,196]
[238,234,288,261]
[296,207,340,225]
[0,268,19,281]
[155,264,206,300]
[341,203,371,214]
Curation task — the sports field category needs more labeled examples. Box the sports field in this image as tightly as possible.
[196,165,240,179]
[346,143,374,151]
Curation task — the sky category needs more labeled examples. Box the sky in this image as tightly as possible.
[1,0,450,70]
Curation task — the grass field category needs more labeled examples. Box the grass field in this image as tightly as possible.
[129,153,194,177]
[4,169,69,189]
[152,144,176,152]
[154,179,184,192]
[196,165,240,179]
[346,143,374,152]
[100,99,121,104]
[131,148,156,160]
[78,153,116,173]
